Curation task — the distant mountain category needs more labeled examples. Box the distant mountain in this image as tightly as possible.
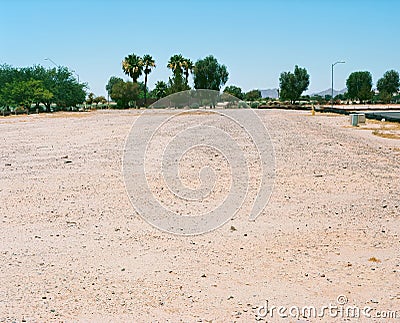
[260,88,279,99]
[312,88,347,97]
[259,88,346,99]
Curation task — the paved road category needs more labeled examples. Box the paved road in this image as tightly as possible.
[362,111,400,122]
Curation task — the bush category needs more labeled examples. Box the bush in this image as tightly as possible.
[15,106,26,114]
[238,101,248,108]
[251,101,260,109]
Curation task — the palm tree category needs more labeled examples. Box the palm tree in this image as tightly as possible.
[142,54,156,105]
[122,54,143,83]
[167,54,184,76]
[182,58,194,83]
[154,81,168,99]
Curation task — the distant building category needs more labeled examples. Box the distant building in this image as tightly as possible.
[260,89,279,99]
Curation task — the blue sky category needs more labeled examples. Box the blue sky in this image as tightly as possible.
[1,0,399,97]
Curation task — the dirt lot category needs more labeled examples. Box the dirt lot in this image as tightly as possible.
[0,110,399,322]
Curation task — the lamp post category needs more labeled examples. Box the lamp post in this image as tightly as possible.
[331,61,345,108]
[44,57,59,68]
[45,57,80,83]
[71,70,80,83]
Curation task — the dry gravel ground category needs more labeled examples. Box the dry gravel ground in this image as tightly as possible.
[0,110,399,322]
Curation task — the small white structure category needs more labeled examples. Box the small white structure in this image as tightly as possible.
[349,113,366,126]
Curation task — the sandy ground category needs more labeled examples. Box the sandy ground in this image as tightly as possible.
[0,110,399,322]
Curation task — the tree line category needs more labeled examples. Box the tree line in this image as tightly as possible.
[344,70,400,103]
[0,64,85,113]
[109,53,400,108]
[106,53,228,108]
[1,57,399,114]
[224,67,400,105]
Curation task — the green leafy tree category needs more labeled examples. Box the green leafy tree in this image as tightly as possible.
[376,70,399,103]
[0,64,84,112]
[167,69,190,95]
[2,79,52,111]
[106,76,123,98]
[279,65,310,104]
[29,65,55,110]
[166,55,190,95]
[377,91,392,103]
[245,89,261,101]
[310,95,326,104]
[142,54,156,105]
[223,85,244,99]
[93,96,107,104]
[31,66,85,110]
[122,54,143,83]
[110,81,140,108]
[345,71,373,103]
[0,65,16,110]
[334,93,346,101]
[0,64,15,87]
[1,80,33,108]
[51,67,86,109]
[32,80,53,110]
[86,92,95,104]
[153,81,168,99]
[193,55,228,90]
[136,82,148,101]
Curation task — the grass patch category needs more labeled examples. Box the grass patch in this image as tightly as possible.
[368,257,381,263]
[372,130,400,140]
[317,112,342,117]
[46,111,92,118]
[180,110,219,116]
[345,119,400,140]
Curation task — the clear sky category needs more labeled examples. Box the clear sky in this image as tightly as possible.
[1,0,399,97]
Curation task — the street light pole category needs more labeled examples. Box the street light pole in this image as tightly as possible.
[331,61,345,108]
[71,70,80,83]
[45,57,80,83]
[44,57,59,68]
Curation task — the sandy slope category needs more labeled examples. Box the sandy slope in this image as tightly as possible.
[0,110,399,322]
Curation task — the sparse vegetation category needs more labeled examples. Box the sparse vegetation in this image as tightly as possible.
[2,54,400,116]
[347,119,400,139]
[245,89,261,101]
[223,85,244,100]
[368,257,381,263]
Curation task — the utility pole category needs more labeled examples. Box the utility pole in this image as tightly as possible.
[331,61,345,108]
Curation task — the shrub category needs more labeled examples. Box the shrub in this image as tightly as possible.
[238,101,248,108]
[15,106,26,114]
